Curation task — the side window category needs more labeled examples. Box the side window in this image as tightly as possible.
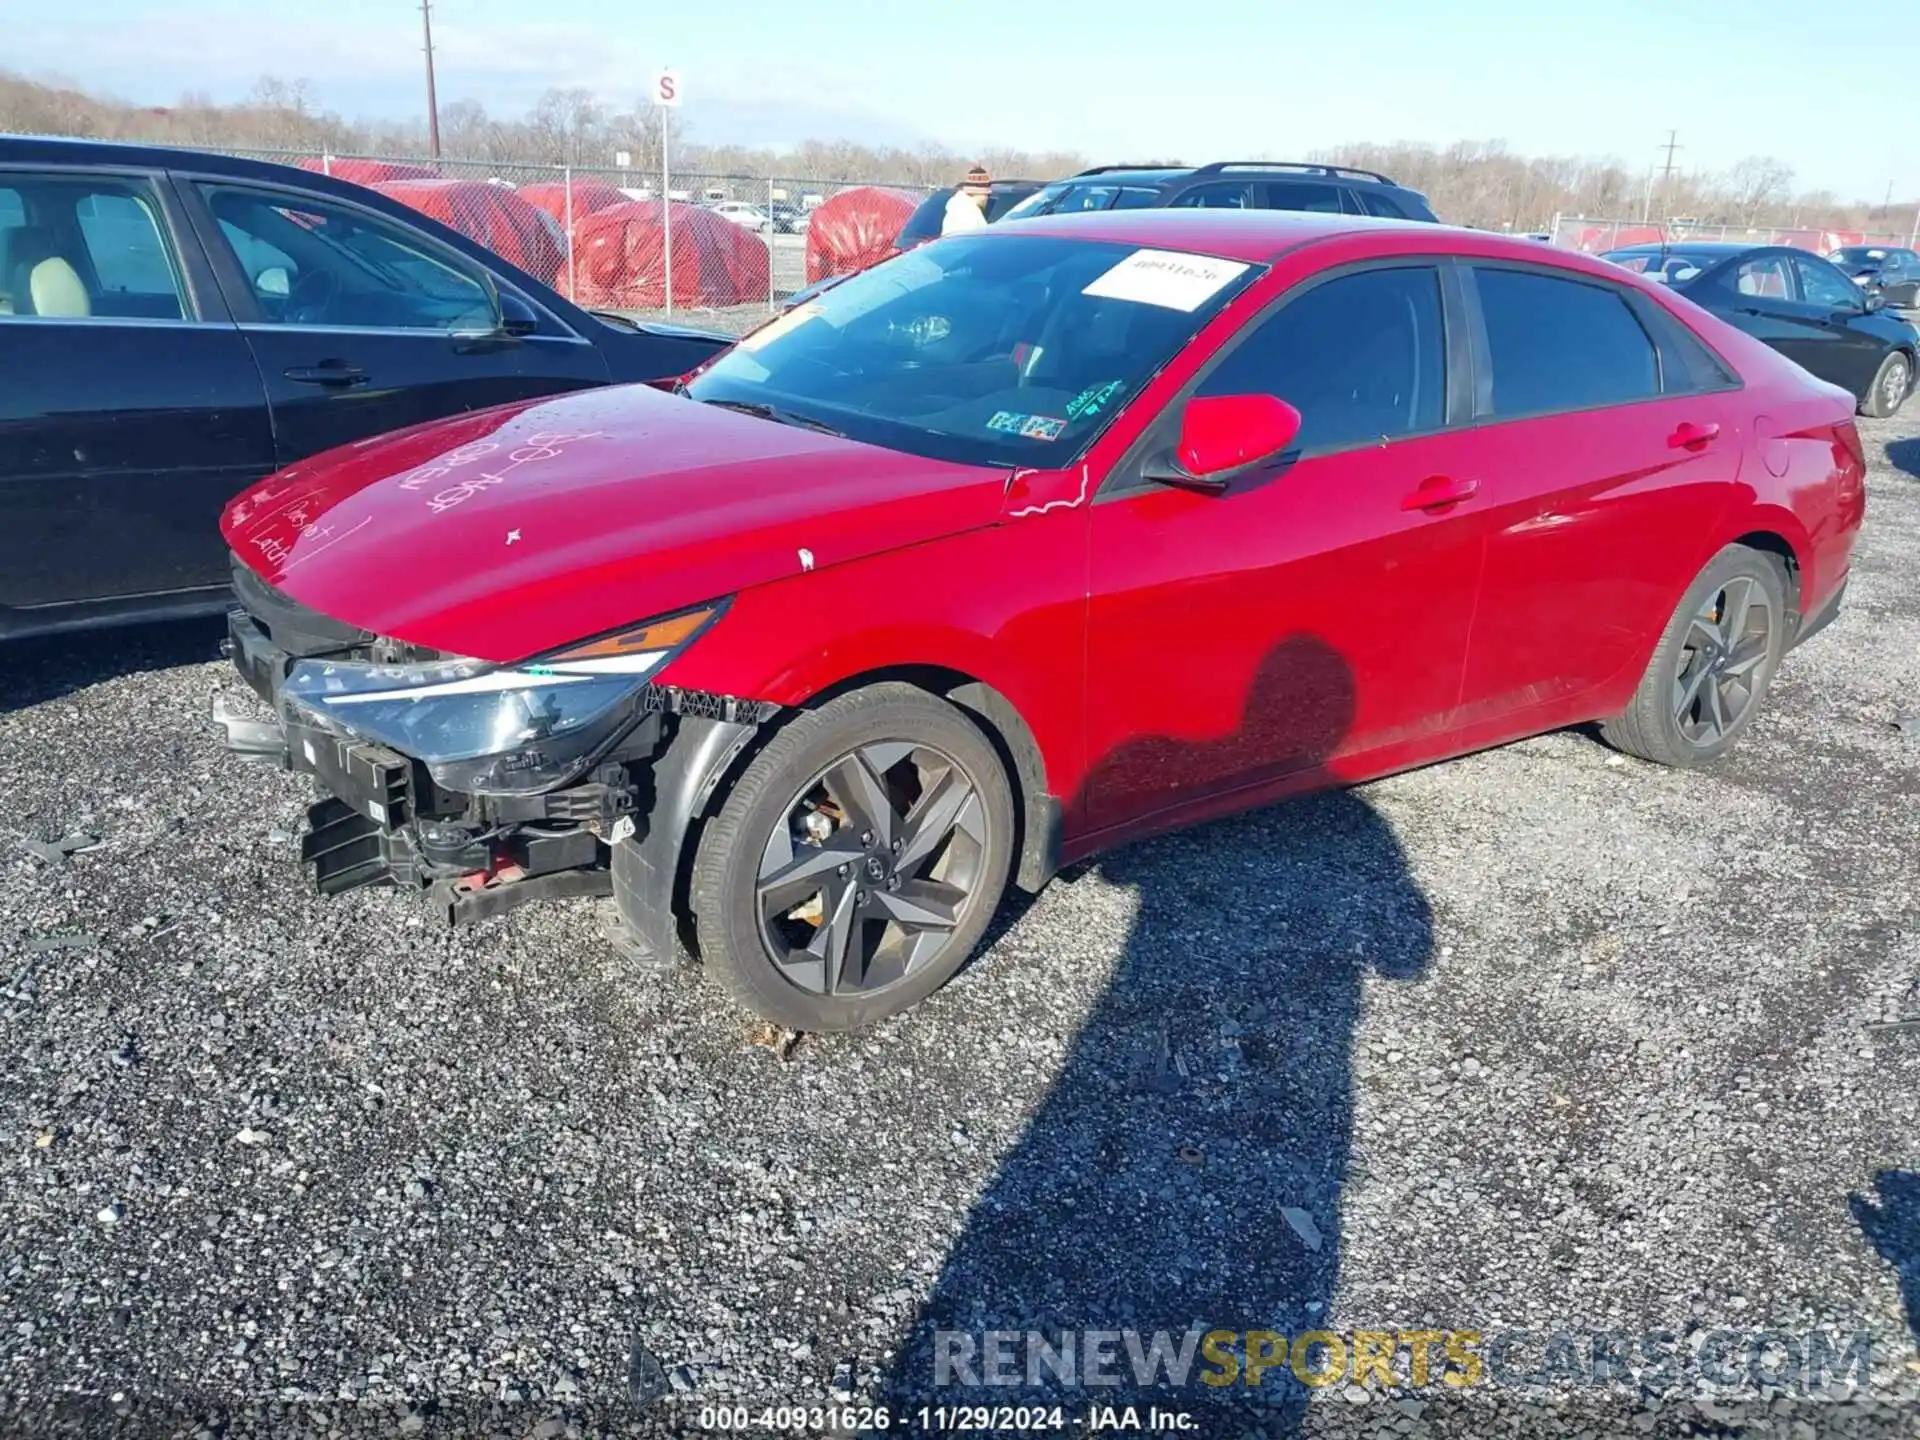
[0,176,185,322]
[1196,266,1446,452]
[1171,183,1252,210]
[1357,190,1407,219]
[1632,297,1738,395]
[1474,268,1657,417]
[1260,181,1346,214]
[199,183,494,332]
[1731,255,1792,300]
[1793,255,1861,310]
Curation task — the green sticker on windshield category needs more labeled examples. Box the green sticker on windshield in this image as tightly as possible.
[987,410,1065,441]
[1067,379,1126,419]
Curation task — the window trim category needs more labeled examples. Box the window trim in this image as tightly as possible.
[170,169,582,341]
[1096,255,1464,502]
[0,166,208,325]
[1458,259,1719,424]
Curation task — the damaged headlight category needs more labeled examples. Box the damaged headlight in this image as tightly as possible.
[282,604,724,795]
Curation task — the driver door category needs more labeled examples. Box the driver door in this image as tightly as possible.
[178,177,608,465]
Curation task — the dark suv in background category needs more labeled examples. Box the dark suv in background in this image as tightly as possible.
[1000,161,1439,222]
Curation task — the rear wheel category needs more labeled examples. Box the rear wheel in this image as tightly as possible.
[1600,545,1788,768]
[689,684,1014,1031]
[1862,350,1912,419]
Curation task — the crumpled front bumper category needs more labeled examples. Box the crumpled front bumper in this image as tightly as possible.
[212,604,771,943]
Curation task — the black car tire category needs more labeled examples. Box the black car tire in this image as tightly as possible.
[1600,544,1788,768]
[688,683,1014,1031]
[1861,349,1912,419]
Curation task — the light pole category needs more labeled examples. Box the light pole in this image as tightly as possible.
[421,0,442,162]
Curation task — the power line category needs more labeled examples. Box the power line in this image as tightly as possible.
[421,0,442,162]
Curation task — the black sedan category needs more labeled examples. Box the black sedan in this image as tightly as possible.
[0,135,730,641]
[1603,242,1917,418]
[1828,245,1920,308]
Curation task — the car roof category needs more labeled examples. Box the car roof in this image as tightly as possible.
[987,208,1506,263]
[1604,241,1775,259]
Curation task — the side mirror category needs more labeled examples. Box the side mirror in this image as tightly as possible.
[498,290,540,336]
[255,266,290,298]
[1863,289,1885,313]
[1143,393,1303,493]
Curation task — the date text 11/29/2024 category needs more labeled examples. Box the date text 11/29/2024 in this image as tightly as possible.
[697,1404,1198,1431]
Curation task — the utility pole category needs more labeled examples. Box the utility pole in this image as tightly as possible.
[1657,129,1681,221]
[421,0,442,162]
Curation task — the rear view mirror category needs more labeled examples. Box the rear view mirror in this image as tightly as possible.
[255,267,290,298]
[1144,393,1303,493]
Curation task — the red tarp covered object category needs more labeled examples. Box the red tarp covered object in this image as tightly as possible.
[517,178,631,233]
[298,156,440,186]
[559,200,769,310]
[805,186,918,284]
[371,178,566,285]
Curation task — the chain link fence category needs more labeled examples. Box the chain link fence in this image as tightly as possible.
[1550,214,1915,256]
[196,146,936,331]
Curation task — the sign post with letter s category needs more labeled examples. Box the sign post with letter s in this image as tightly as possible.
[654,69,682,314]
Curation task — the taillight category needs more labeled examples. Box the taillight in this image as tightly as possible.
[1836,418,1867,475]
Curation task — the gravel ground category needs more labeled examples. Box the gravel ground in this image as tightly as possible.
[1,414,1917,1439]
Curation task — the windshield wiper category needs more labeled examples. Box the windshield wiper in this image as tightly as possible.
[698,397,848,438]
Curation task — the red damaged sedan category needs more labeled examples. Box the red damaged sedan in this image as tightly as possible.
[216,211,1865,1030]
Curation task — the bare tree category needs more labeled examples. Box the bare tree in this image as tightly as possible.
[1728,155,1794,228]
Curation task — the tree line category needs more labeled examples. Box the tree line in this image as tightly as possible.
[3,68,1913,236]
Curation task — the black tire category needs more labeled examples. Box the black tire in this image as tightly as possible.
[688,683,1015,1031]
[1600,544,1789,768]
[1861,349,1912,419]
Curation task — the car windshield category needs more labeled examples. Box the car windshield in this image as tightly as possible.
[1830,247,1887,265]
[1601,250,1706,284]
[1000,183,1163,220]
[686,233,1261,467]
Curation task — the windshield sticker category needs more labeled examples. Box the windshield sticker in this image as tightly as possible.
[1082,249,1251,312]
[1067,379,1126,419]
[987,410,1066,441]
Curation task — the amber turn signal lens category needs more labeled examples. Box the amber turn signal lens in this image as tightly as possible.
[546,606,718,661]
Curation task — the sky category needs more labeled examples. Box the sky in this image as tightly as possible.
[13,0,1916,204]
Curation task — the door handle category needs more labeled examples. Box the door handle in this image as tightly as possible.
[1400,475,1479,512]
[284,363,368,388]
[1667,421,1721,450]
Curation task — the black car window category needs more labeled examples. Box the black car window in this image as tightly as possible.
[1474,267,1657,417]
[1110,187,1162,210]
[1730,254,1793,300]
[896,190,950,246]
[199,183,494,332]
[1196,266,1446,452]
[0,176,185,322]
[1357,190,1407,219]
[1171,182,1253,210]
[1261,181,1347,214]
[1793,254,1862,310]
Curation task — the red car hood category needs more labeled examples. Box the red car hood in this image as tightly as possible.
[223,386,1006,661]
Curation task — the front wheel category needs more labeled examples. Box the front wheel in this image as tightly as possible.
[689,684,1015,1031]
[1600,544,1789,768]
[1862,349,1912,419]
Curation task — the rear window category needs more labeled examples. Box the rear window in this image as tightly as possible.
[1475,267,1658,417]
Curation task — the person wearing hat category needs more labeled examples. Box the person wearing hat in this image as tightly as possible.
[941,165,991,235]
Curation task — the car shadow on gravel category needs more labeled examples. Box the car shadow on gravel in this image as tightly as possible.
[1886,437,1920,480]
[1851,1171,1920,1344]
[0,615,227,712]
[884,636,1433,1433]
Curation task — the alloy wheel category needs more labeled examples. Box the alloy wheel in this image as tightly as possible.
[756,740,989,998]
[1672,576,1773,746]
[1883,354,1911,413]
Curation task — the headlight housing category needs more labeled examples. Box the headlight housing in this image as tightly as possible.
[283,604,723,795]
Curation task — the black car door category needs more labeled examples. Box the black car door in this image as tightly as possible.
[0,166,275,616]
[1696,251,1866,395]
[1789,252,1892,395]
[1890,250,1920,307]
[177,176,610,467]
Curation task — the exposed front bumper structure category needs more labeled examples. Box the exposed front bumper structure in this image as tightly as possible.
[214,584,770,943]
